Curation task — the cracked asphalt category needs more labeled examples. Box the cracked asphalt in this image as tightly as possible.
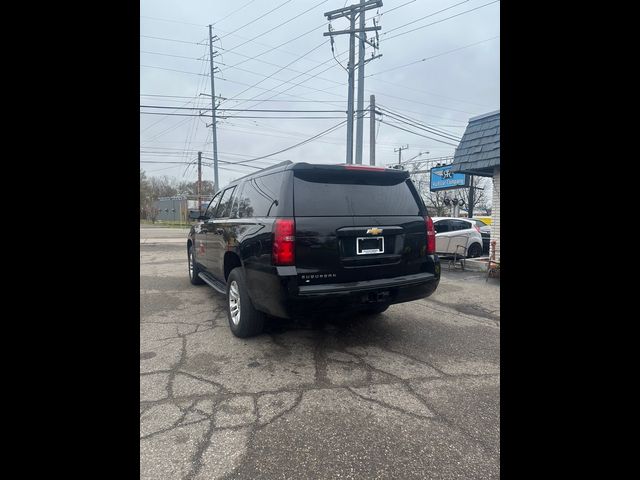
[140,226,500,479]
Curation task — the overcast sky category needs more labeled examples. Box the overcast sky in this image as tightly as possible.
[140,0,500,188]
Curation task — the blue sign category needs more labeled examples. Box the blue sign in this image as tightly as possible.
[429,165,469,191]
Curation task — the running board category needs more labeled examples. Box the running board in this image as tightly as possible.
[197,272,226,295]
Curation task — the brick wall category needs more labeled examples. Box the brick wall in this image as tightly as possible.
[490,166,500,261]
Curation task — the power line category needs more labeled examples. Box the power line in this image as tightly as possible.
[140,160,262,174]
[141,94,342,103]
[141,56,210,142]
[140,95,344,107]
[219,1,329,55]
[367,103,469,125]
[142,146,289,158]
[222,40,329,102]
[380,112,462,142]
[213,55,347,102]
[384,0,471,35]
[378,104,464,136]
[367,35,500,77]
[369,89,479,116]
[140,105,348,113]
[377,118,459,146]
[140,15,205,27]
[141,112,348,119]
[211,45,342,88]
[140,64,208,77]
[140,50,207,61]
[384,0,500,42]
[139,24,341,81]
[140,34,205,45]
[140,156,273,171]
[139,27,328,66]
[218,0,294,40]
[382,0,418,16]
[229,49,350,111]
[365,76,495,109]
[202,126,346,147]
[228,120,347,165]
[378,107,462,142]
[213,0,259,26]
[140,64,346,105]
[223,22,328,71]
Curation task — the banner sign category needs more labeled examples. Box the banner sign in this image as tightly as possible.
[429,165,469,191]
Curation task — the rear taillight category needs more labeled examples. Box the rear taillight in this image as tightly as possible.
[474,226,481,233]
[272,218,295,266]
[425,216,436,254]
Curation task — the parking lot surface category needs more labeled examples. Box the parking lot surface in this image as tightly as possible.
[140,226,500,479]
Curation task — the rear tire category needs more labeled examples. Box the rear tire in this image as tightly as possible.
[467,242,482,258]
[188,245,205,285]
[226,268,265,338]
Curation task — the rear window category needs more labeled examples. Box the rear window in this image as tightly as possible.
[293,172,422,216]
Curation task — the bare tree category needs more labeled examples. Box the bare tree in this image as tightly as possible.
[148,206,159,224]
[148,176,179,199]
[175,180,215,196]
[456,176,491,217]
[411,172,491,217]
[424,190,451,216]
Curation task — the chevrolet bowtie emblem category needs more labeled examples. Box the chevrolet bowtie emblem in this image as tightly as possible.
[366,227,383,235]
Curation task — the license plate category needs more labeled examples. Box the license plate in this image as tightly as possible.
[356,236,384,255]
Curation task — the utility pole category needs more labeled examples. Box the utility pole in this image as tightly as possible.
[346,14,356,164]
[208,24,220,193]
[369,94,376,165]
[355,0,366,164]
[394,144,409,165]
[197,151,202,213]
[324,0,382,165]
[468,175,475,218]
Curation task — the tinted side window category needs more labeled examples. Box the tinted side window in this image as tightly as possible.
[205,192,222,218]
[229,182,245,219]
[434,221,450,233]
[215,186,236,218]
[239,172,284,218]
[452,220,471,231]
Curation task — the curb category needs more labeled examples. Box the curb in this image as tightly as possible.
[462,258,491,272]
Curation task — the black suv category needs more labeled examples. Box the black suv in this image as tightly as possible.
[188,162,440,337]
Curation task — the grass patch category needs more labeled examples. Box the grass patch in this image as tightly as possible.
[140,220,194,228]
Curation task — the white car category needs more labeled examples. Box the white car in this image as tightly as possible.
[431,217,484,258]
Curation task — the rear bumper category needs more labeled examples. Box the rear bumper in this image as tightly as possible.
[297,272,438,296]
[253,265,440,319]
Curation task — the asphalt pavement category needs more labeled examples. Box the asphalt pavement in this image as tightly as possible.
[140,226,500,479]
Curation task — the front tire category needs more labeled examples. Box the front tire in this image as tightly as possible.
[226,268,264,338]
[188,245,205,285]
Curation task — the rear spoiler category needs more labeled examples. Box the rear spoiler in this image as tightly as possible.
[291,162,410,179]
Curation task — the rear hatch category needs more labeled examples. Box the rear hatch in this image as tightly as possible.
[292,164,429,286]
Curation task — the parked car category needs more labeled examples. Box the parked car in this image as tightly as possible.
[187,161,441,337]
[469,218,491,253]
[431,217,484,258]
[470,218,491,235]
[473,216,492,226]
